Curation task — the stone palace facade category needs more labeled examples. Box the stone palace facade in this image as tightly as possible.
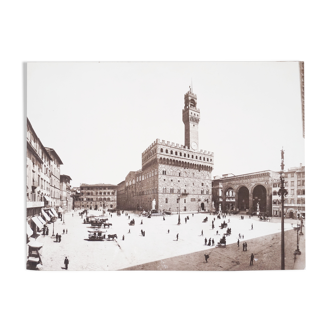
[118,87,214,213]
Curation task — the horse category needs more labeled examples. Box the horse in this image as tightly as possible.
[107,234,117,241]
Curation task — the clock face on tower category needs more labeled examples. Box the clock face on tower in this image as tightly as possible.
[191,142,197,150]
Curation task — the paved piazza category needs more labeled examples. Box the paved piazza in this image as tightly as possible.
[33,210,293,271]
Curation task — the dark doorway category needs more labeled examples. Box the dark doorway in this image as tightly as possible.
[253,185,267,213]
[201,202,205,211]
[238,186,249,211]
[289,211,294,218]
[95,205,97,210]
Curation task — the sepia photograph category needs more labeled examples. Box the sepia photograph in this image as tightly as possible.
[26,61,305,271]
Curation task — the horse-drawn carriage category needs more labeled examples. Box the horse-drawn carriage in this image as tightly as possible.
[87,229,107,241]
[202,217,208,223]
[216,235,226,247]
[219,221,227,229]
[129,219,135,226]
[225,227,232,236]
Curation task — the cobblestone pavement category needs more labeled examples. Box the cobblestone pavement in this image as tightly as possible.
[31,211,297,271]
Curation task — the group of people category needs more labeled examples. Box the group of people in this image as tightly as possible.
[55,233,62,242]
[204,238,215,246]
[42,226,49,235]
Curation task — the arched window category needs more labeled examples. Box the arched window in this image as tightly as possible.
[203,157,205,161]
[199,156,202,160]
[175,151,178,155]
[184,154,186,157]
[171,150,173,154]
[180,152,182,156]
[273,191,277,195]
[192,155,194,158]
[195,156,198,159]
[161,148,163,153]
[166,149,168,153]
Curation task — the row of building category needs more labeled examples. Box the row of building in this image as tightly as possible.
[26,118,74,237]
[71,86,305,219]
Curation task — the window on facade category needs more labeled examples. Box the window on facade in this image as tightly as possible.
[285,182,288,187]
[171,150,173,154]
[298,180,301,186]
[161,148,163,153]
[180,152,182,156]
[285,199,288,204]
[201,189,204,194]
[302,189,305,195]
[184,206,187,211]
[179,172,181,176]
[291,189,294,195]
[291,199,294,204]
[165,198,168,203]
[206,190,209,195]
[192,155,194,158]
[297,189,301,195]
[297,199,300,204]
[166,149,168,153]
[291,181,294,187]
[291,173,294,177]
[273,183,277,188]
[175,151,178,155]
[302,180,305,186]
[170,188,174,193]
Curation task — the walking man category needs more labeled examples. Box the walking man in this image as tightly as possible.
[250,253,254,266]
[59,235,61,242]
[66,229,68,234]
[204,238,207,245]
[251,223,253,230]
[56,233,58,242]
[122,235,125,241]
[64,256,69,270]
[204,254,209,263]
[212,239,214,246]
[201,230,203,236]
[237,239,239,247]
[176,233,179,241]
[168,229,170,234]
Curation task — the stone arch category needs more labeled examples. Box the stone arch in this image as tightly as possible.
[237,186,250,211]
[252,184,267,213]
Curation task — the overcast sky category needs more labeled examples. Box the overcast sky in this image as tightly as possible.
[27,62,304,187]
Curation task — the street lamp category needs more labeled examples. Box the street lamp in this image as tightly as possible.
[294,223,301,256]
[278,148,288,270]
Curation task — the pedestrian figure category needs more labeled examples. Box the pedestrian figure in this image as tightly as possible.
[204,254,209,263]
[216,230,218,235]
[168,229,170,234]
[192,213,194,217]
[111,214,112,218]
[239,233,241,239]
[208,238,211,246]
[143,231,145,237]
[128,216,130,220]
[237,239,239,247]
[128,229,131,233]
[122,235,125,241]
[59,235,61,242]
[46,227,49,236]
[176,234,179,241]
[72,213,74,217]
[212,224,214,229]
[141,220,143,224]
[250,253,254,265]
[56,233,58,242]
[205,238,207,245]
[63,229,65,234]
[212,239,215,246]
[163,216,165,221]
[251,223,253,230]
[201,230,203,236]
[66,229,68,234]
[64,257,69,270]
[242,235,244,239]
[243,242,245,251]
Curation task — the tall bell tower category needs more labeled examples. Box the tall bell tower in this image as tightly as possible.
[182,86,200,151]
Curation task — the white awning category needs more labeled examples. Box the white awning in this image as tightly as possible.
[43,195,50,202]
[27,223,33,237]
[42,209,50,221]
[58,207,63,212]
[47,210,55,217]
[51,208,58,218]
[31,216,44,229]
[37,216,46,226]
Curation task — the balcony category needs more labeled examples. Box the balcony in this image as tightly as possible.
[27,201,44,208]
